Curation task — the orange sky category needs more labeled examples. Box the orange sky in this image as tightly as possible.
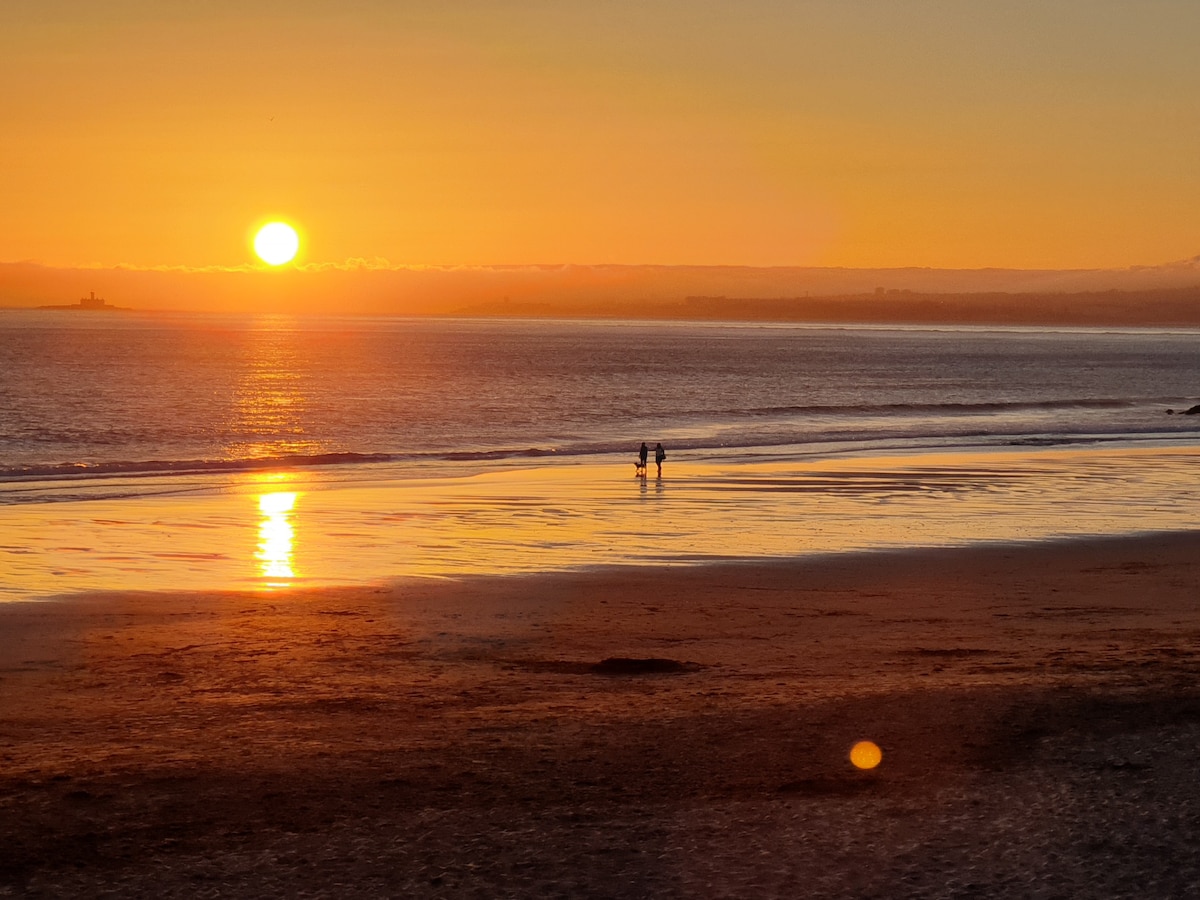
[3,1,1199,272]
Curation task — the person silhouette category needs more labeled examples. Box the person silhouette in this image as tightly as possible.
[654,442,666,476]
[637,442,649,476]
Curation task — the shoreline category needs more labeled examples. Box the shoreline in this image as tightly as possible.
[3,532,1200,895]
[8,524,1199,608]
[4,441,1200,603]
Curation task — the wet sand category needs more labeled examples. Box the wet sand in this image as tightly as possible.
[7,444,1200,602]
[3,532,1200,897]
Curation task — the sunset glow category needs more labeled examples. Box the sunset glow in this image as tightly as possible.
[3,1,1200,295]
[4,2,1200,880]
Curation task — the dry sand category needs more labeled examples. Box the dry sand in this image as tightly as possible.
[3,532,1200,898]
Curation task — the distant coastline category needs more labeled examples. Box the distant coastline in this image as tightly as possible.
[3,258,1200,322]
[452,284,1200,328]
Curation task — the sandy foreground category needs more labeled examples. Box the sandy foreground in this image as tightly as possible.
[3,533,1200,898]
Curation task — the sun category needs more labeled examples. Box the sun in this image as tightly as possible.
[253,222,300,266]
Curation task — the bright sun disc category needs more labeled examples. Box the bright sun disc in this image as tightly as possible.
[254,222,300,265]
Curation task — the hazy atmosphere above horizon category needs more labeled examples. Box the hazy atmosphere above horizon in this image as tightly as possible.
[4,0,1199,277]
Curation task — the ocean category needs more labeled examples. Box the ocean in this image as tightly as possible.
[2,311,1199,598]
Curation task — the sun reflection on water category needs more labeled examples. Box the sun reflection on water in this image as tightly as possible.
[227,321,321,460]
[256,491,298,586]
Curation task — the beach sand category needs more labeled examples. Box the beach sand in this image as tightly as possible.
[3,532,1200,898]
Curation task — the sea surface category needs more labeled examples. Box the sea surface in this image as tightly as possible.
[2,311,1199,598]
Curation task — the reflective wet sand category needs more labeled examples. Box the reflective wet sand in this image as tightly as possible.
[3,443,1198,601]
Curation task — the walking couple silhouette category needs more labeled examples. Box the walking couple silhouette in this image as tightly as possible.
[635,442,666,477]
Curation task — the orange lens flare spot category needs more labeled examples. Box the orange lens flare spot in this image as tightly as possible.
[849,740,883,770]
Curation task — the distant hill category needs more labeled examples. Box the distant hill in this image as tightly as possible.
[453,285,1200,328]
[675,287,1200,327]
[3,258,1200,323]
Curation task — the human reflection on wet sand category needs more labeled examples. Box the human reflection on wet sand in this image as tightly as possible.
[256,492,298,586]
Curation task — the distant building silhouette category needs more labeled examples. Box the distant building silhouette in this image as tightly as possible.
[39,291,125,311]
[79,291,109,310]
